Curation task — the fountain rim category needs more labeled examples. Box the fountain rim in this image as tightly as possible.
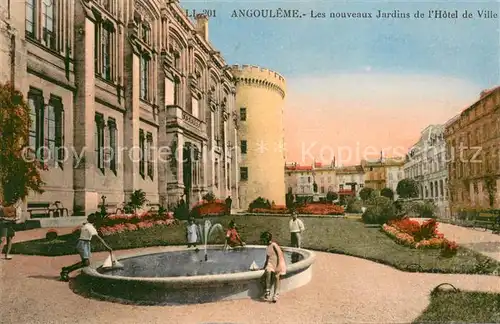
[82,245,315,284]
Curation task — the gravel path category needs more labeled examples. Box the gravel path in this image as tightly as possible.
[411,219,500,262]
[1,226,499,324]
[1,244,500,324]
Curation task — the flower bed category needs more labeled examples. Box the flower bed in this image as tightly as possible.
[68,212,178,237]
[99,219,177,236]
[382,218,458,255]
[99,211,174,228]
[190,199,226,217]
[251,203,345,215]
[296,204,344,215]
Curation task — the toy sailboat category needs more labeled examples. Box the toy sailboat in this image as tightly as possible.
[249,260,259,271]
[102,252,124,270]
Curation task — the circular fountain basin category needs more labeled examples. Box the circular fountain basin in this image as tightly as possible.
[81,245,315,305]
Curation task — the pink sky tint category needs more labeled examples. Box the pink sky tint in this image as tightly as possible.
[283,72,484,166]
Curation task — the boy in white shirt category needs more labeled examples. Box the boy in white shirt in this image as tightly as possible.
[60,213,112,281]
[289,211,305,248]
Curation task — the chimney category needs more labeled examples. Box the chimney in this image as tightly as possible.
[195,14,208,41]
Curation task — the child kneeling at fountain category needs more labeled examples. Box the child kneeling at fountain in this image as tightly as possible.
[260,231,286,302]
[224,220,245,249]
[59,213,113,281]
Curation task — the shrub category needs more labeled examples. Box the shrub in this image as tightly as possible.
[418,201,437,218]
[45,229,58,241]
[129,189,147,212]
[326,191,338,203]
[249,197,271,211]
[362,196,396,224]
[202,192,216,202]
[380,188,394,201]
[359,187,375,202]
[346,198,363,213]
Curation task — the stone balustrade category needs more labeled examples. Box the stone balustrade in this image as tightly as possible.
[166,105,206,135]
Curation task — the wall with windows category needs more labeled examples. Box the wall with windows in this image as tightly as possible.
[137,123,158,202]
[25,75,74,210]
[5,0,242,216]
[0,1,11,83]
[445,88,500,213]
[92,103,124,205]
[405,124,449,216]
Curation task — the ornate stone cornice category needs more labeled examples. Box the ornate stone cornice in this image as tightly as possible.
[79,0,97,22]
[234,77,285,99]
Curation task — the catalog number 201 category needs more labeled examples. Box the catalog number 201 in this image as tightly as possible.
[185,9,217,18]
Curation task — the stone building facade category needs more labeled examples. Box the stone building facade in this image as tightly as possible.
[284,161,364,200]
[231,65,286,208]
[445,87,500,212]
[1,0,242,217]
[361,157,404,193]
[404,124,449,216]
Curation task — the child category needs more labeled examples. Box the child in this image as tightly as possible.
[260,231,286,303]
[0,200,18,260]
[223,220,245,250]
[186,217,199,250]
[60,213,112,281]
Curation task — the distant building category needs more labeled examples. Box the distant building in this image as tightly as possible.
[361,156,404,192]
[284,161,364,200]
[336,165,365,198]
[405,124,449,216]
[445,86,500,212]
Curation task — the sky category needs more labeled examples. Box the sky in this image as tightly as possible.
[182,0,500,166]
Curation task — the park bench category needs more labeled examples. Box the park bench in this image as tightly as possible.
[148,203,161,212]
[103,203,119,214]
[473,211,500,233]
[27,202,51,218]
[48,201,69,217]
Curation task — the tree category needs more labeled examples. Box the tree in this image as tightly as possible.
[484,173,497,208]
[359,187,374,202]
[326,191,338,203]
[285,187,295,209]
[380,187,394,201]
[396,178,419,199]
[0,83,45,205]
[128,189,147,213]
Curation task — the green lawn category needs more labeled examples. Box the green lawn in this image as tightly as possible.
[9,215,500,275]
[413,290,500,323]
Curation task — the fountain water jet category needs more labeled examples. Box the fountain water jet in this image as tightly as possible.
[196,219,224,261]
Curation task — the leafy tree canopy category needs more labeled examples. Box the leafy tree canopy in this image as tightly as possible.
[359,187,374,201]
[0,83,45,205]
[396,178,419,199]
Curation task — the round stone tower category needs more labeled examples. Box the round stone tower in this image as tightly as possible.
[230,65,286,209]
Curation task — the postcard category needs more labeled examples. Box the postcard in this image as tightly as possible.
[0,0,499,323]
